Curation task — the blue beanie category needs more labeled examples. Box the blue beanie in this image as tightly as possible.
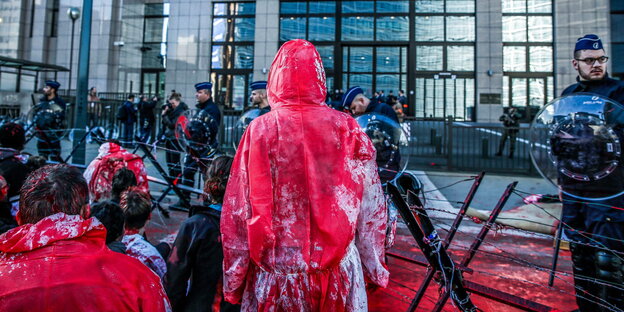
[45,80,60,90]
[575,34,604,52]
[250,81,267,91]
[341,86,363,110]
[195,82,212,92]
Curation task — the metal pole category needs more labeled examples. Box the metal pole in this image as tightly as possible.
[68,21,75,93]
[71,1,92,165]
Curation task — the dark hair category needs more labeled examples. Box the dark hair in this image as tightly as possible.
[111,167,137,202]
[91,201,124,243]
[128,94,135,100]
[120,187,151,230]
[202,155,233,204]
[169,92,182,102]
[19,164,88,225]
[0,123,25,150]
[26,155,48,172]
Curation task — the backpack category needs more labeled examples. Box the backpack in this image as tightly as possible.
[88,145,149,202]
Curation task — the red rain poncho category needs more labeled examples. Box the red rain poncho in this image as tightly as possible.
[221,39,389,311]
[0,213,171,311]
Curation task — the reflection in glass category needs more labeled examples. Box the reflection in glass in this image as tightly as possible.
[416,46,443,71]
[342,17,374,41]
[415,78,425,117]
[316,46,334,70]
[376,74,400,94]
[446,0,476,13]
[446,16,475,42]
[503,76,509,106]
[280,17,306,41]
[212,18,228,42]
[433,79,444,118]
[528,0,551,13]
[309,1,336,13]
[235,46,254,69]
[348,47,373,72]
[232,75,246,110]
[213,3,227,16]
[415,0,444,13]
[547,76,554,102]
[0,72,17,92]
[141,43,166,69]
[377,47,401,72]
[234,18,255,41]
[529,78,545,107]
[342,1,374,13]
[504,46,526,71]
[235,2,256,15]
[528,16,552,42]
[502,0,526,13]
[529,46,552,72]
[144,18,164,43]
[212,45,232,69]
[345,74,373,96]
[512,78,527,107]
[415,16,444,42]
[309,17,335,41]
[376,1,409,13]
[503,16,527,42]
[376,16,409,41]
[280,2,307,14]
[447,46,474,71]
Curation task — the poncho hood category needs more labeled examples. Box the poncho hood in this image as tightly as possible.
[267,39,327,109]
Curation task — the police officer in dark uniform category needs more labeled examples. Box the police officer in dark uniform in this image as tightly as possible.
[495,107,522,158]
[161,92,188,181]
[559,34,624,311]
[34,80,66,162]
[342,86,401,182]
[250,81,270,116]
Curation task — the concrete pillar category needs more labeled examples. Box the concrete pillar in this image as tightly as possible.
[253,0,280,81]
[475,0,503,122]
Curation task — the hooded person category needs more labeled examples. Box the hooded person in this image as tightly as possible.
[221,39,389,311]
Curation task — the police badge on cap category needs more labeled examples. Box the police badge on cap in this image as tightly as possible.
[575,34,604,52]
[195,82,212,92]
[45,80,61,90]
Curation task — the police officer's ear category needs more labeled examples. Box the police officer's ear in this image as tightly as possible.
[572,58,580,71]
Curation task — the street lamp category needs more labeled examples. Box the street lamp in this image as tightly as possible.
[67,7,80,94]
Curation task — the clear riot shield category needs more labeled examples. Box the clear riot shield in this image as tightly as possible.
[233,108,262,149]
[356,113,409,182]
[174,109,216,155]
[530,93,624,201]
[28,101,67,144]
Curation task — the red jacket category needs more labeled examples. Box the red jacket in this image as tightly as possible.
[221,39,389,311]
[0,213,171,311]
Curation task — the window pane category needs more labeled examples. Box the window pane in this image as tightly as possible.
[141,43,166,68]
[614,44,624,74]
[613,0,624,11]
[280,17,306,41]
[212,18,228,42]
[612,15,624,42]
[503,76,509,106]
[342,1,374,13]
[0,72,16,92]
[211,45,232,69]
[348,47,373,72]
[446,0,476,13]
[234,3,255,15]
[376,16,409,41]
[446,16,475,42]
[376,74,400,94]
[309,17,335,41]
[234,18,255,41]
[309,1,336,13]
[416,46,443,71]
[529,46,552,72]
[415,0,443,13]
[377,47,401,72]
[415,16,444,42]
[144,18,164,42]
[145,3,165,16]
[341,17,374,41]
[232,75,246,110]
[528,0,551,13]
[504,46,526,71]
[447,46,474,71]
[502,0,526,13]
[376,1,409,13]
[528,16,552,42]
[547,76,554,102]
[511,78,527,106]
[346,74,373,96]
[213,3,227,16]
[316,45,334,70]
[281,2,306,14]
[235,46,254,69]
[529,78,545,107]
[503,16,527,42]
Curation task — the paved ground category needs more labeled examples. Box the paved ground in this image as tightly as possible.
[22,139,577,311]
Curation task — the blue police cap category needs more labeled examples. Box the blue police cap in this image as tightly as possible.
[250,81,267,91]
[341,86,363,110]
[45,80,60,90]
[575,34,604,52]
[195,82,212,92]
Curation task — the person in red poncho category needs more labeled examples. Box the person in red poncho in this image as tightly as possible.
[221,39,389,311]
[0,164,171,311]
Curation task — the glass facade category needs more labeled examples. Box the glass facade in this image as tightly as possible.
[140,3,169,96]
[502,0,554,112]
[211,2,256,110]
[611,0,624,79]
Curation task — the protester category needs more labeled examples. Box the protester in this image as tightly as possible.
[221,40,389,310]
[118,94,138,146]
[111,167,138,203]
[87,87,100,128]
[139,95,157,142]
[120,187,167,279]
[166,155,239,312]
[0,164,170,311]
[90,200,126,254]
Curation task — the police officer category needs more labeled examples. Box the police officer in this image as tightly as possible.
[35,80,66,162]
[559,34,624,311]
[342,86,400,182]
[495,107,521,158]
[250,81,270,115]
